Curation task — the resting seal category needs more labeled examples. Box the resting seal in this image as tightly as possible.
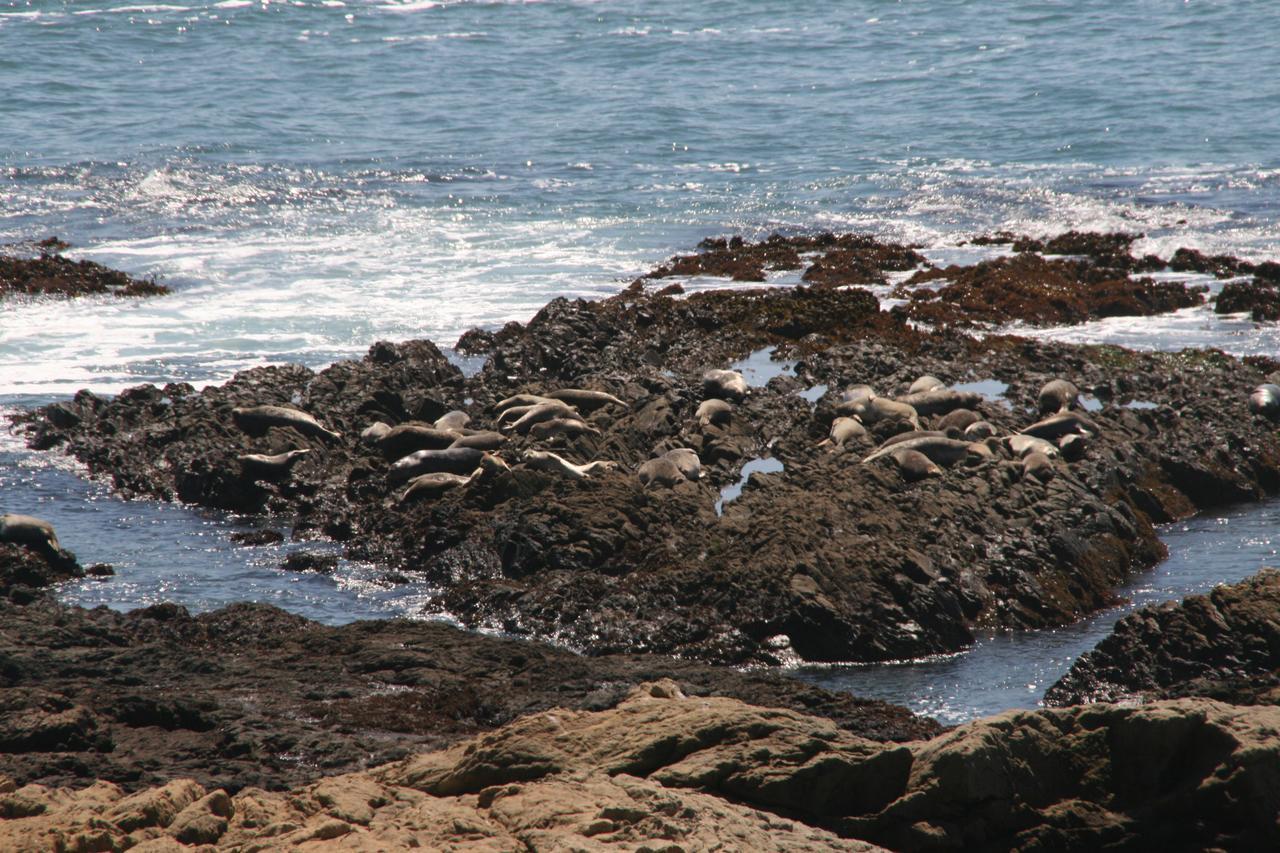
[660,448,703,481]
[908,375,946,394]
[494,394,557,414]
[376,424,459,458]
[1022,451,1056,483]
[0,513,61,553]
[702,369,749,401]
[1038,379,1080,415]
[450,430,506,451]
[238,449,310,480]
[843,396,920,429]
[547,388,626,412]
[1020,411,1097,441]
[896,389,982,417]
[434,410,471,431]
[937,408,980,431]
[499,401,580,432]
[819,416,867,448]
[528,418,600,441]
[893,449,942,482]
[964,420,997,439]
[232,405,341,442]
[388,447,489,483]
[1006,434,1060,458]
[398,471,473,504]
[637,456,687,488]
[863,436,972,467]
[522,450,617,479]
[696,398,733,428]
[1249,384,1280,421]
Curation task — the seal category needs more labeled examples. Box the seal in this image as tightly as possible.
[494,394,557,415]
[842,396,920,428]
[896,389,983,417]
[818,416,867,448]
[660,448,703,481]
[637,456,687,488]
[434,410,471,431]
[449,430,506,451]
[375,424,460,459]
[388,447,489,483]
[232,405,341,442]
[360,421,392,444]
[1058,432,1089,461]
[964,420,997,439]
[1248,383,1280,421]
[696,398,733,428]
[1006,434,1060,458]
[863,436,972,467]
[1038,379,1080,415]
[238,448,310,480]
[702,369,749,401]
[1020,411,1097,441]
[528,418,601,441]
[0,513,61,554]
[1022,451,1056,483]
[547,389,627,412]
[908,375,946,394]
[398,471,473,504]
[506,401,583,435]
[893,448,942,482]
[522,450,617,479]
[876,429,950,451]
[937,408,980,431]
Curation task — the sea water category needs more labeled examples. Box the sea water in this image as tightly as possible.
[4,0,1280,721]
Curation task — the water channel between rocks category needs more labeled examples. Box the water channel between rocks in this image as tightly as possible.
[4,406,1278,726]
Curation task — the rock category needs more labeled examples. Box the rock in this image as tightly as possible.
[1046,569,1280,706]
[1216,278,1280,320]
[0,239,169,299]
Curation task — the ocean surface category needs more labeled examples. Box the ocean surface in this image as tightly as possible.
[4,0,1280,722]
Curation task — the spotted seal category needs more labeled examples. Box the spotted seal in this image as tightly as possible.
[547,388,627,412]
[388,447,490,483]
[232,405,341,442]
[696,398,733,428]
[1020,411,1097,441]
[0,513,61,553]
[238,448,310,480]
[908,375,946,394]
[702,369,749,401]
[819,416,867,448]
[1038,379,1080,415]
[1249,383,1280,421]
[863,436,972,467]
[893,449,942,481]
[522,450,617,479]
[637,456,687,488]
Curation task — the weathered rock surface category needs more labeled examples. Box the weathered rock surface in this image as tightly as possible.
[5,683,1278,851]
[1046,568,1280,706]
[0,593,936,797]
[0,237,169,299]
[0,541,84,602]
[14,235,1280,665]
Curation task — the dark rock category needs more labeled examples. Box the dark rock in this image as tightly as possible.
[229,529,285,547]
[0,239,169,299]
[280,552,338,575]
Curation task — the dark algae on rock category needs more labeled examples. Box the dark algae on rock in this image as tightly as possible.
[0,237,169,299]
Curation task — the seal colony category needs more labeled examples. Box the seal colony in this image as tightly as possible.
[16,230,1280,669]
[9,230,1280,848]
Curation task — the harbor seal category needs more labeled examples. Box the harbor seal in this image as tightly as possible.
[863,436,972,467]
[238,448,310,480]
[637,456,687,488]
[908,375,946,394]
[842,396,920,428]
[841,384,877,404]
[696,398,733,427]
[1038,379,1080,414]
[398,471,473,504]
[1058,432,1090,461]
[434,410,471,431]
[449,430,506,451]
[661,447,703,481]
[0,513,61,553]
[494,394,557,414]
[546,388,626,412]
[528,418,601,440]
[896,389,983,417]
[375,424,459,458]
[937,408,980,431]
[818,416,867,448]
[1248,383,1280,421]
[702,369,749,401]
[388,447,489,483]
[1022,451,1056,483]
[360,421,392,444]
[232,405,341,442]
[1020,411,1097,441]
[964,420,997,439]
[507,401,584,435]
[1006,434,1060,458]
[522,450,617,479]
[893,449,942,482]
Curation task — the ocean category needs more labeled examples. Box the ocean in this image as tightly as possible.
[3,0,1280,722]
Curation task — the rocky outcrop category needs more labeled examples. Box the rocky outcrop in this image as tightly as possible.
[0,542,84,603]
[5,683,1278,851]
[15,240,1280,665]
[0,594,936,796]
[1216,277,1280,321]
[0,238,168,299]
[1046,569,1280,706]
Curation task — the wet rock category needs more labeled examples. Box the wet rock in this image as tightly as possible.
[280,552,338,574]
[228,529,284,547]
[1046,569,1280,706]
[0,543,84,598]
[1216,277,1280,321]
[0,598,936,795]
[0,238,169,299]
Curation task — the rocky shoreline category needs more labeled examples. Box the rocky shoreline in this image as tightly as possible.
[0,238,169,300]
[7,230,1280,848]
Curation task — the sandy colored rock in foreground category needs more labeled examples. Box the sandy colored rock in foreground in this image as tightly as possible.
[4,680,1280,851]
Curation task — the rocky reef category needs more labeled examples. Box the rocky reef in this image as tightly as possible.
[5,680,1278,851]
[1046,568,1280,707]
[0,238,168,299]
[15,233,1280,667]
